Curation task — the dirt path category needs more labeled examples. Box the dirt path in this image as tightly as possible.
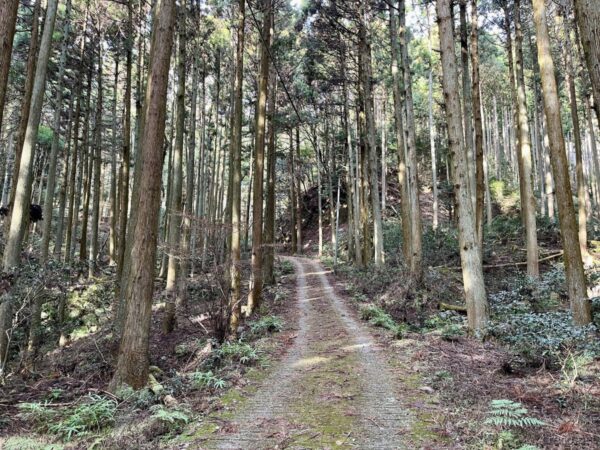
[200,257,414,449]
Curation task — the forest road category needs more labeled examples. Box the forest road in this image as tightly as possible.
[198,256,414,449]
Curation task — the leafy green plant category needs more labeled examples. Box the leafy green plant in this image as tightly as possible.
[484,399,545,428]
[48,395,117,440]
[250,315,283,334]
[360,304,405,338]
[441,323,464,341]
[19,395,117,441]
[190,370,227,389]
[277,260,295,275]
[47,388,64,401]
[217,341,259,365]
[484,400,544,449]
[487,311,599,367]
[18,401,57,428]
[150,405,190,433]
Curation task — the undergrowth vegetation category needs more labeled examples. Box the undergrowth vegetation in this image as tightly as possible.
[18,394,117,441]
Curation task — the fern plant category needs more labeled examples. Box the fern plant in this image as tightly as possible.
[250,315,283,334]
[217,341,259,365]
[191,370,227,389]
[151,405,190,432]
[484,399,545,428]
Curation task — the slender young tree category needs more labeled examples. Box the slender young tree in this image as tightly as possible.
[247,0,272,316]
[532,0,591,325]
[163,6,187,334]
[359,0,384,266]
[514,0,539,277]
[229,0,246,336]
[563,16,591,264]
[398,0,422,280]
[41,0,73,262]
[3,0,59,270]
[8,0,41,220]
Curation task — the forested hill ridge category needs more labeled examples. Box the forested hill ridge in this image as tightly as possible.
[0,0,599,448]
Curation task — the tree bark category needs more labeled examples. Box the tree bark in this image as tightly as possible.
[399,0,422,279]
[532,0,591,325]
[110,0,176,390]
[246,0,271,316]
[8,0,41,222]
[359,0,384,266]
[89,40,103,277]
[163,7,186,334]
[574,0,600,126]
[436,0,489,333]
[0,0,19,136]
[229,0,245,336]
[41,0,72,262]
[470,0,485,247]
[390,3,411,269]
[514,0,539,277]
[3,0,59,270]
[264,72,277,286]
[563,17,591,264]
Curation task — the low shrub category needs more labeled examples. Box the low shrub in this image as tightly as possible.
[487,311,599,367]
[216,341,259,365]
[360,304,405,338]
[249,315,283,334]
[19,394,117,441]
[190,370,227,389]
[150,405,191,433]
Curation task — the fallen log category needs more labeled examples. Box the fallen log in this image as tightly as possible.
[439,302,467,313]
[432,251,564,271]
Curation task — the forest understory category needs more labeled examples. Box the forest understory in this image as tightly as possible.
[1,0,600,448]
[1,188,599,449]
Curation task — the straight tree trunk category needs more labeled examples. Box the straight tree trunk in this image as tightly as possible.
[436,0,489,333]
[564,18,591,264]
[359,0,384,266]
[163,8,186,334]
[41,0,72,262]
[574,0,600,126]
[427,7,439,230]
[229,0,245,336]
[8,0,41,221]
[289,128,297,255]
[110,0,176,390]
[470,0,485,247]
[116,0,134,292]
[54,95,75,256]
[399,0,422,279]
[389,4,411,268]
[109,58,119,265]
[0,0,19,136]
[514,0,539,277]
[295,126,302,253]
[532,0,591,325]
[3,0,59,270]
[263,72,277,286]
[89,41,104,277]
[246,0,271,316]
[460,0,474,203]
[586,95,600,212]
